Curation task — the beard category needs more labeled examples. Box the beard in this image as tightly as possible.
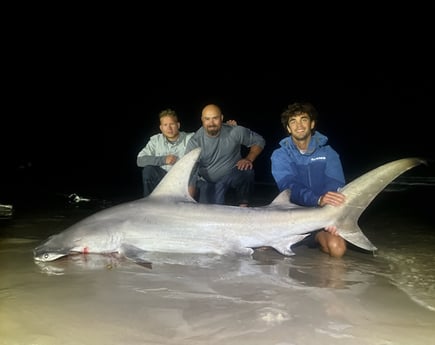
[205,126,220,136]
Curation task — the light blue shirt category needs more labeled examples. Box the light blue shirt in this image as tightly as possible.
[137,131,194,172]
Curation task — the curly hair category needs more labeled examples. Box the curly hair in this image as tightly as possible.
[280,102,318,133]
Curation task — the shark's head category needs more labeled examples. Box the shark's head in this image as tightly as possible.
[33,235,72,262]
[33,248,69,262]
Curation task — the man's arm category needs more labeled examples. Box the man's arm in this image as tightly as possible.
[237,144,263,171]
[245,144,263,163]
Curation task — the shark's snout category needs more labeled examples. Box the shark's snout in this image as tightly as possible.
[33,245,69,262]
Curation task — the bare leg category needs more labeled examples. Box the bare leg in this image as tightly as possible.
[315,231,347,258]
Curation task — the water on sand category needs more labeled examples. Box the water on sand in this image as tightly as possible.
[0,182,434,345]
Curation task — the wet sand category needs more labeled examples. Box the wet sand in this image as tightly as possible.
[0,186,434,345]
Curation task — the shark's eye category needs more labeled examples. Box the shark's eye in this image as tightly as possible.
[44,253,49,259]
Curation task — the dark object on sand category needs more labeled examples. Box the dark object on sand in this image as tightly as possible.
[0,203,13,219]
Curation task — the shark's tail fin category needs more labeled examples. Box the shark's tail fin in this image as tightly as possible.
[335,157,426,251]
[335,208,378,251]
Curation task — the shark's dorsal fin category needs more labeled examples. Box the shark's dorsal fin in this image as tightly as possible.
[149,148,201,202]
[267,189,303,210]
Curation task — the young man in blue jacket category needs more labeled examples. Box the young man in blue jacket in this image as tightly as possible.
[271,101,347,258]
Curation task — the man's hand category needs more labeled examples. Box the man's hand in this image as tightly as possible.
[236,158,253,171]
[165,154,178,165]
[324,226,339,236]
[318,191,345,207]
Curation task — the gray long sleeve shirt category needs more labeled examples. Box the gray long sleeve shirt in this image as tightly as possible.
[136,131,194,172]
[185,124,266,182]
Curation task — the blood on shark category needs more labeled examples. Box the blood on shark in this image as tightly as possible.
[33,148,426,265]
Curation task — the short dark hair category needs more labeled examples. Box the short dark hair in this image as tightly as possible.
[280,101,318,132]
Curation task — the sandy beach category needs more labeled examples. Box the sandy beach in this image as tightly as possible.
[1,178,434,345]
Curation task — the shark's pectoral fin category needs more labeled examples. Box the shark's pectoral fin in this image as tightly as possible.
[270,234,310,256]
[120,244,152,269]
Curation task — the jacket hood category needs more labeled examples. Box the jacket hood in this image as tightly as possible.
[278,131,328,155]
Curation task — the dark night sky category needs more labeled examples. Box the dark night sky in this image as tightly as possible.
[2,2,432,207]
[2,79,434,202]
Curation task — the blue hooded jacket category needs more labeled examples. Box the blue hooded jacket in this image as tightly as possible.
[271,131,345,207]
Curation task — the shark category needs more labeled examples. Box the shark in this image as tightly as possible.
[33,148,425,265]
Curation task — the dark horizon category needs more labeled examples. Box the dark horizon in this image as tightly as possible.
[2,80,433,204]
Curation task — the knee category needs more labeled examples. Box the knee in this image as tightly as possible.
[316,231,347,258]
[142,166,152,176]
[327,237,347,258]
[244,169,255,181]
[142,166,158,180]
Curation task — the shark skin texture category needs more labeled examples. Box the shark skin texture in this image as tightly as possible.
[33,148,426,265]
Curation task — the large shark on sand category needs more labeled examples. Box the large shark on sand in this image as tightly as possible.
[33,148,425,265]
